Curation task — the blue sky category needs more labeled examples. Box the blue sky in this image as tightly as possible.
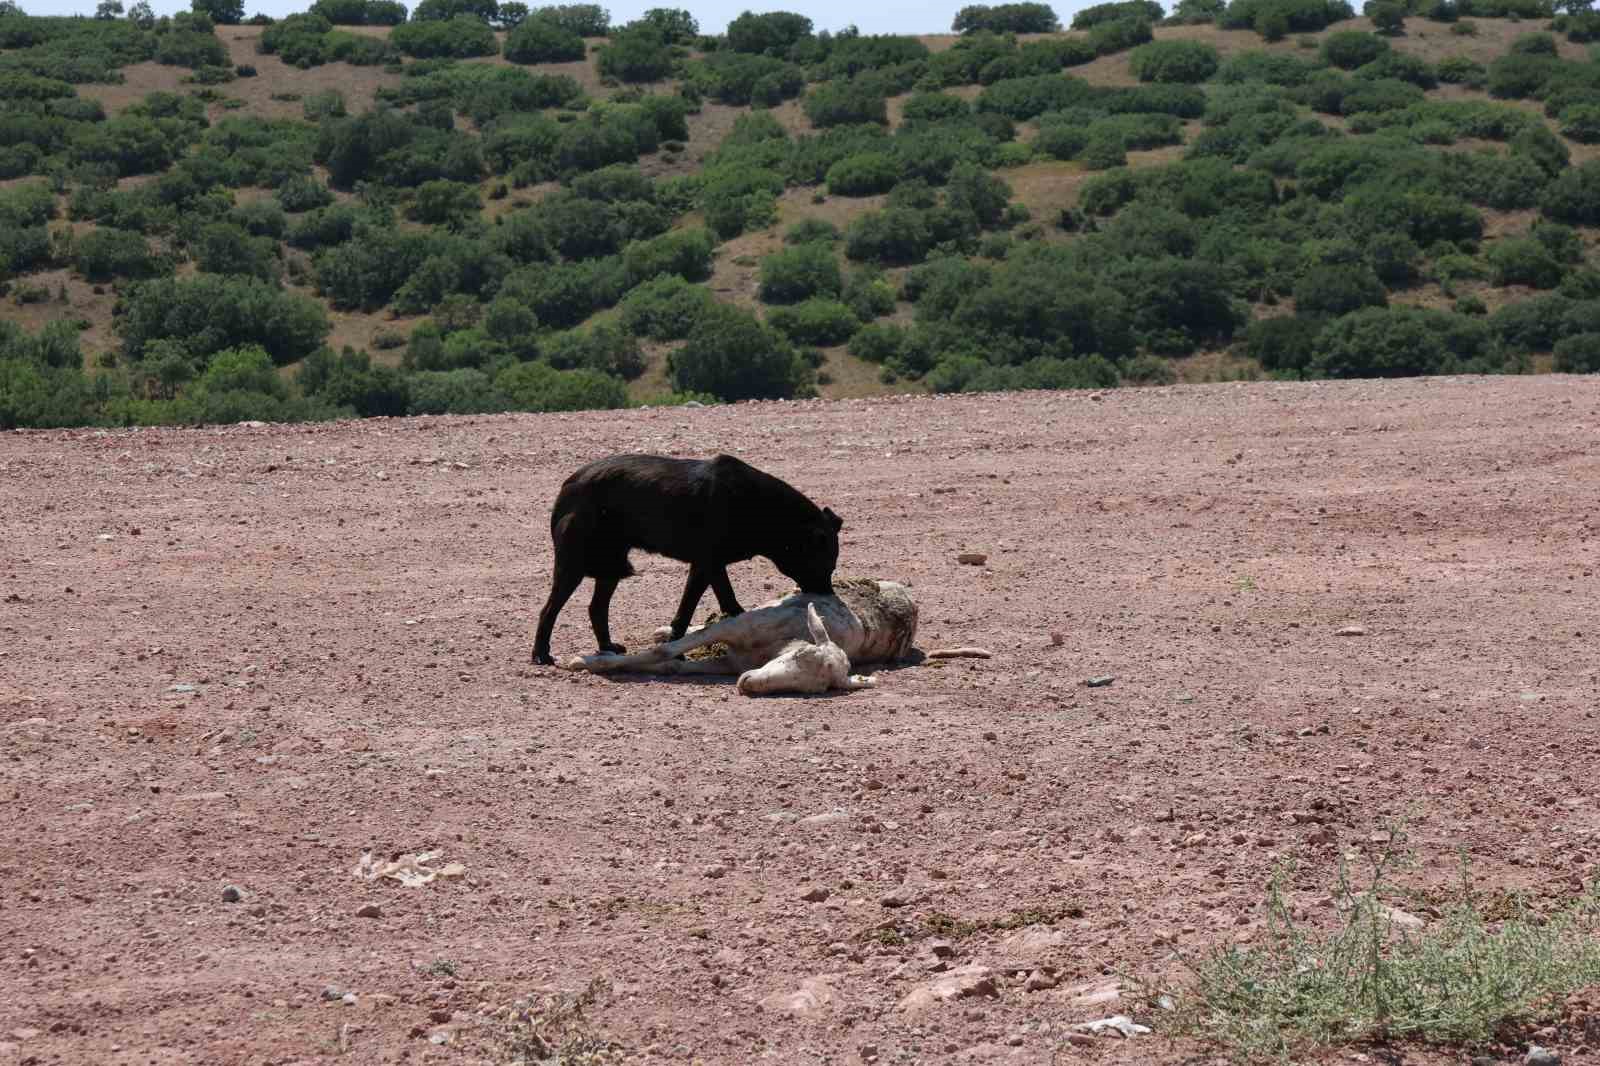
[15,0,1112,37]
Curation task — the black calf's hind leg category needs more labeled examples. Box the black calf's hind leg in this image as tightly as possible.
[533,565,583,666]
[670,565,713,640]
[588,575,626,655]
[709,568,745,618]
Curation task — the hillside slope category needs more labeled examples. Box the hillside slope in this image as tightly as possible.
[4,2,1600,428]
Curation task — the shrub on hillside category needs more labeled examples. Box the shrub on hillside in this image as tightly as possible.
[1553,331,1600,371]
[1541,160,1600,224]
[670,303,810,401]
[617,275,714,339]
[1128,40,1221,84]
[504,15,583,62]
[74,227,164,281]
[1293,262,1387,316]
[765,298,861,345]
[826,152,898,196]
[1310,305,1496,377]
[803,81,889,128]
[1487,237,1562,288]
[494,360,629,411]
[759,242,842,304]
[951,2,1060,33]
[1320,29,1387,68]
[119,274,330,366]
[725,9,811,54]
[1220,0,1356,35]
[390,15,497,58]
[529,3,609,35]
[846,208,934,266]
[597,26,674,83]
[1071,0,1162,28]
[1088,16,1152,55]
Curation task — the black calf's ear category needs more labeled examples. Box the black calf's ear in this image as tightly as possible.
[824,506,843,532]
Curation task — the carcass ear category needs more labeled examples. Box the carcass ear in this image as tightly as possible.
[823,506,843,533]
[805,603,831,646]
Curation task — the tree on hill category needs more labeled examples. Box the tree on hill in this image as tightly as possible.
[191,0,244,23]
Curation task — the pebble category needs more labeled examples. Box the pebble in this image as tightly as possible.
[702,864,729,879]
[1335,625,1367,637]
[341,993,358,1006]
[221,885,242,903]
[322,985,346,1001]
[1023,970,1057,992]
[799,886,831,903]
[957,552,987,566]
[928,647,993,659]
[896,965,999,1011]
[1525,1048,1561,1066]
[356,904,383,919]
[1084,675,1116,687]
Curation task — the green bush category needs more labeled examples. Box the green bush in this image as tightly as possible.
[299,346,410,416]
[1487,53,1555,99]
[759,241,842,304]
[1220,0,1355,34]
[1293,262,1387,316]
[1241,314,1326,373]
[1128,40,1220,83]
[1541,161,1600,224]
[1366,0,1405,33]
[1310,305,1495,377]
[952,2,1061,33]
[1088,16,1152,55]
[1510,31,1558,55]
[409,179,482,227]
[725,9,812,54]
[196,221,280,281]
[618,274,714,339]
[826,152,898,196]
[670,303,810,400]
[803,80,888,128]
[623,226,713,285]
[119,273,331,365]
[276,174,334,212]
[848,321,907,363]
[390,15,497,58]
[1560,104,1600,142]
[1487,237,1562,288]
[531,3,610,35]
[1071,0,1162,28]
[504,15,583,62]
[765,298,861,345]
[1553,331,1600,371]
[1436,55,1486,85]
[542,322,646,379]
[75,226,163,281]
[846,207,934,266]
[785,218,841,244]
[1320,29,1387,68]
[494,360,629,411]
[902,92,971,124]
[597,26,673,82]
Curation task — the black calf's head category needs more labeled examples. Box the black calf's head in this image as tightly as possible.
[775,506,843,595]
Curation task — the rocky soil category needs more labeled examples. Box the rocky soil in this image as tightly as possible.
[2,376,1598,1065]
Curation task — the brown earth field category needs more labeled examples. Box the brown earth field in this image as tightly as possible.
[3,376,1600,1066]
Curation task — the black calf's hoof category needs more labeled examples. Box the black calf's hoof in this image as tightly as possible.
[599,642,627,655]
[531,650,555,666]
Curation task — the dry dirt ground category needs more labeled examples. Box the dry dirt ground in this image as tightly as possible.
[3,377,1600,1066]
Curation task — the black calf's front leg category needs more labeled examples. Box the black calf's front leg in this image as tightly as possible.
[670,565,714,640]
[588,575,626,655]
[709,568,744,618]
